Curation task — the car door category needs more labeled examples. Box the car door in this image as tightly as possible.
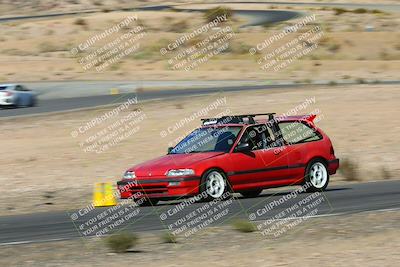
[227,124,289,191]
[14,85,28,105]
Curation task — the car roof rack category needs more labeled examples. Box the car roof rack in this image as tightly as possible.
[201,113,276,125]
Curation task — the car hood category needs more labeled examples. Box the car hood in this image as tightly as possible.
[128,152,224,177]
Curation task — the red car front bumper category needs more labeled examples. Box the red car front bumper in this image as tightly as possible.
[117,176,200,200]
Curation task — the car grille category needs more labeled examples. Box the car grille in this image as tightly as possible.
[129,184,168,195]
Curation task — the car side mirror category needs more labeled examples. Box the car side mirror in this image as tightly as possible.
[236,142,251,152]
[167,147,173,154]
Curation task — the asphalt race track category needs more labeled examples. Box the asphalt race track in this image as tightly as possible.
[0,180,399,245]
[0,83,313,118]
[2,81,400,118]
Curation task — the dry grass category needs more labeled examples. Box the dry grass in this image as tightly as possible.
[380,166,392,180]
[231,219,256,233]
[105,232,138,253]
[339,158,360,181]
[161,231,177,243]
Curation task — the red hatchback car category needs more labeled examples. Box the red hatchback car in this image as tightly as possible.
[117,113,339,205]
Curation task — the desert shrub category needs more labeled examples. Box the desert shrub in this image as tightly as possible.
[74,18,87,26]
[38,42,64,53]
[231,42,253,55]
[204,6,233,23]
[309,54,322,60]
[136,18,146,28]
[232,219,256,233]
[333,8,348,15]
[92,0,103,6]
[109,64,121,71]
[371,9,384,14]
[131,39,171,60]
[340,158,360,181]
[318,36,331,46]
[328,81,337,86]
[327,43,341,52]
[161,231,177,243]
[353,8,368,14]
[169,20,189,33]
[2,48,31,56]
[380,166,391,180]
[105,232,138,253]
[356,78,366,84]
[379,50,390,60]
[186,36,204,47]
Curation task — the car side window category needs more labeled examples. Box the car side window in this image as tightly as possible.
[239,124,273,151]
[278,121,322,144]
[15,85,23,91]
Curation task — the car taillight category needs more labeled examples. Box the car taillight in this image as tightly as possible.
[330,145,335,155]
[5,91,13,96]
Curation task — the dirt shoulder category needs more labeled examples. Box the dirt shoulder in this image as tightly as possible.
[1,209,399,266]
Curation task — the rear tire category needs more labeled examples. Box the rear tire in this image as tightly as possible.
[304,159,329,192]
[240,189,262,198]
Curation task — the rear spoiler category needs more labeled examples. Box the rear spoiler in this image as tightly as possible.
[305,114,317,124]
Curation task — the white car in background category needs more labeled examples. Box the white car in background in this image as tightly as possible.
[0,84,37,108]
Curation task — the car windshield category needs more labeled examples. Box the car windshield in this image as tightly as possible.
[170,126,242,154]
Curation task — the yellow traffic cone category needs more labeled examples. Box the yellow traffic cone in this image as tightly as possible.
[93,182,117,207]
[110,88,120,95]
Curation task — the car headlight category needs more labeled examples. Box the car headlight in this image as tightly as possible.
[123,171,136,179]
[166,169,195,177]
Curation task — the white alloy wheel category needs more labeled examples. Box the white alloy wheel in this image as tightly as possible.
[309,162,328,189]
[205,171,226,198]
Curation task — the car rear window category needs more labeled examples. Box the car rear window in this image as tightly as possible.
[278,121,322,144]
[0,86,8,90]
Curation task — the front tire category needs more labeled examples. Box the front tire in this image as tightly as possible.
[304,159,329,192]
[200,169,230,201]
[13,98,20,108]
[30,96,36,107]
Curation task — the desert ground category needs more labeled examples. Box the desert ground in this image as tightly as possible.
[0,84,399,216]
[0,4,398,82]
[1,1,399,17]
[0,209,399,266]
